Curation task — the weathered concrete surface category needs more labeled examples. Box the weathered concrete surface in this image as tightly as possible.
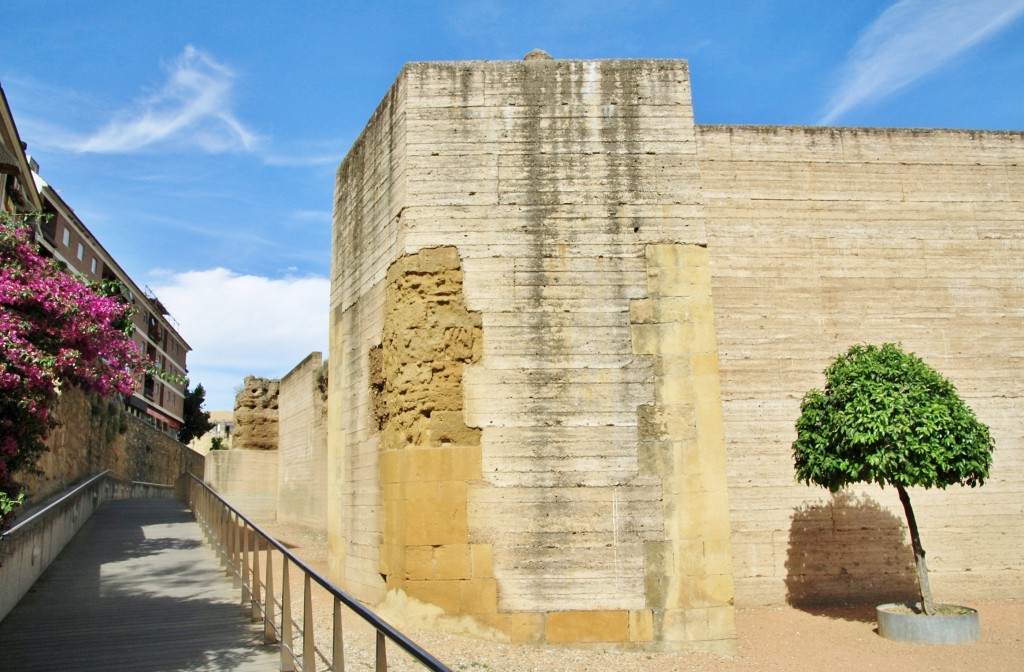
[697,124,1024,608]
[205,450,278,522]
[330,58,735,652]
[277,352,328,530]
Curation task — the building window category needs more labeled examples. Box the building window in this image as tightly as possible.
[90,258,97,274]
[62,228,70,246]
[76,243,84,260]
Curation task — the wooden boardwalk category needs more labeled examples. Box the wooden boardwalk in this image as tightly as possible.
[0,498,281,671]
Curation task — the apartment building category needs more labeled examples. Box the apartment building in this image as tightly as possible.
[2,83,190,434]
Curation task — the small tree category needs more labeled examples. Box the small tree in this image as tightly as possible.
[1,214,149,530]
[792,343,993,615]
[178,381,214,445]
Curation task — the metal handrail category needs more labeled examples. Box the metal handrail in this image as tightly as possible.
[2,470,111,539]
[185,473,452,672]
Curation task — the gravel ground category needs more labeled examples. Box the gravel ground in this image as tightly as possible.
[252,521,1023,672]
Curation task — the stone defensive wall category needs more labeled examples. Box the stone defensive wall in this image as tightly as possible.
[328,56,1023,652]
[277,352,328,529]
[23,386,204,505]
[698,124,1024,607]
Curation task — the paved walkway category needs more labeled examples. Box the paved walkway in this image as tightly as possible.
[0,498,280,671]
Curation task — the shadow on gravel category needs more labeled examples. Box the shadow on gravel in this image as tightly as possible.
[784,491,919,623]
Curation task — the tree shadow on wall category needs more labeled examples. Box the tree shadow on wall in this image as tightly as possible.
[785,490,919,622]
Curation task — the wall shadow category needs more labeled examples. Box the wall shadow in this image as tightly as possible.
[785,490,919,622]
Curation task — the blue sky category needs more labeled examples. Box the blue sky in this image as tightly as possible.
[3,0,1023,410]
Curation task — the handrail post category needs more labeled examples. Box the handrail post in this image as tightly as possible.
[251,533,262,622]
[281,559,294,671]
[333,598,345,672]
[231,513,241,588]
[241,521,251,606]
[217,503,226,567]
[376,631,387,672]
[303,574,315,672]
[264,545,277,644]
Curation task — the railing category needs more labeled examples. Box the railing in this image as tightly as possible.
[0,471,176,622]
[185,473,451,672]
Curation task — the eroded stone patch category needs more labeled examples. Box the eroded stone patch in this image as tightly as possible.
[371,247,495,622]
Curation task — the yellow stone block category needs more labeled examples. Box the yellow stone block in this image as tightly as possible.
[629,298,656,324]
[678,572,736,610]
[649,264,712,298]
[674,491,732,541]
[545,610,630,644]
[472,613,510,636]
[629,610,654,642]
[508,613,545,644]
[380,450,402,484]
[471,544,493,578]
[631,323,663,356]
[404,481,438,501]
[703,539,734,576]
[382,483,402,503]
[656,375,697,406]
[406,448,451,482]
[655,608,686,642]
[674,540,706,576]
[684,608,710,643]
[451,445,483,480]
[404,580,462,614]
[428,411,480,446]
[460,578,498,614]
[402,501,427,543]
[378,543,397,577]
[408,499,467,546]
[707,605,737,641]
[433,544,471,580]
[437,479,468,502]
[405,545,433,581]
[691,352,721,378]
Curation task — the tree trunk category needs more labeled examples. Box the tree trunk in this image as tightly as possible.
[896,484,935,615]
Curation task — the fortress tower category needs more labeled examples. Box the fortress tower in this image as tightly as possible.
[328,57,735,652]
[329,56,1024,652]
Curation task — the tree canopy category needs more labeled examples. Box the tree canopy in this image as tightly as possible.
[793,342,993,492]
[792,342,994,614]
[178,381,214,445]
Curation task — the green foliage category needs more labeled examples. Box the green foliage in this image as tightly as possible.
[209,436,226,451]
[1,491,24,529]
[177,381,214,445]
[793,343,993,492]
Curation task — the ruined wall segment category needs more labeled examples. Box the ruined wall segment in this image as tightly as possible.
[331,58,735,652]
[233,376,280,451]
[697,125,1024,607]
[278,352,328,530]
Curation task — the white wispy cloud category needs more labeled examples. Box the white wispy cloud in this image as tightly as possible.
[820,0,1024,124]
[75,45,262,153]
[150,268,329,409]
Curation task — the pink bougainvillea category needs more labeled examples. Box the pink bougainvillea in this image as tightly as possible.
[1,214,150,527]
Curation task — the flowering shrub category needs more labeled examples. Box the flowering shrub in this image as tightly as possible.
[1,214,149,529]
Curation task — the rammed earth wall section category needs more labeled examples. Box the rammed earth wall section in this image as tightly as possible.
[277,352,328,530]
[697,125,1024,607]
[330,59,736,653]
